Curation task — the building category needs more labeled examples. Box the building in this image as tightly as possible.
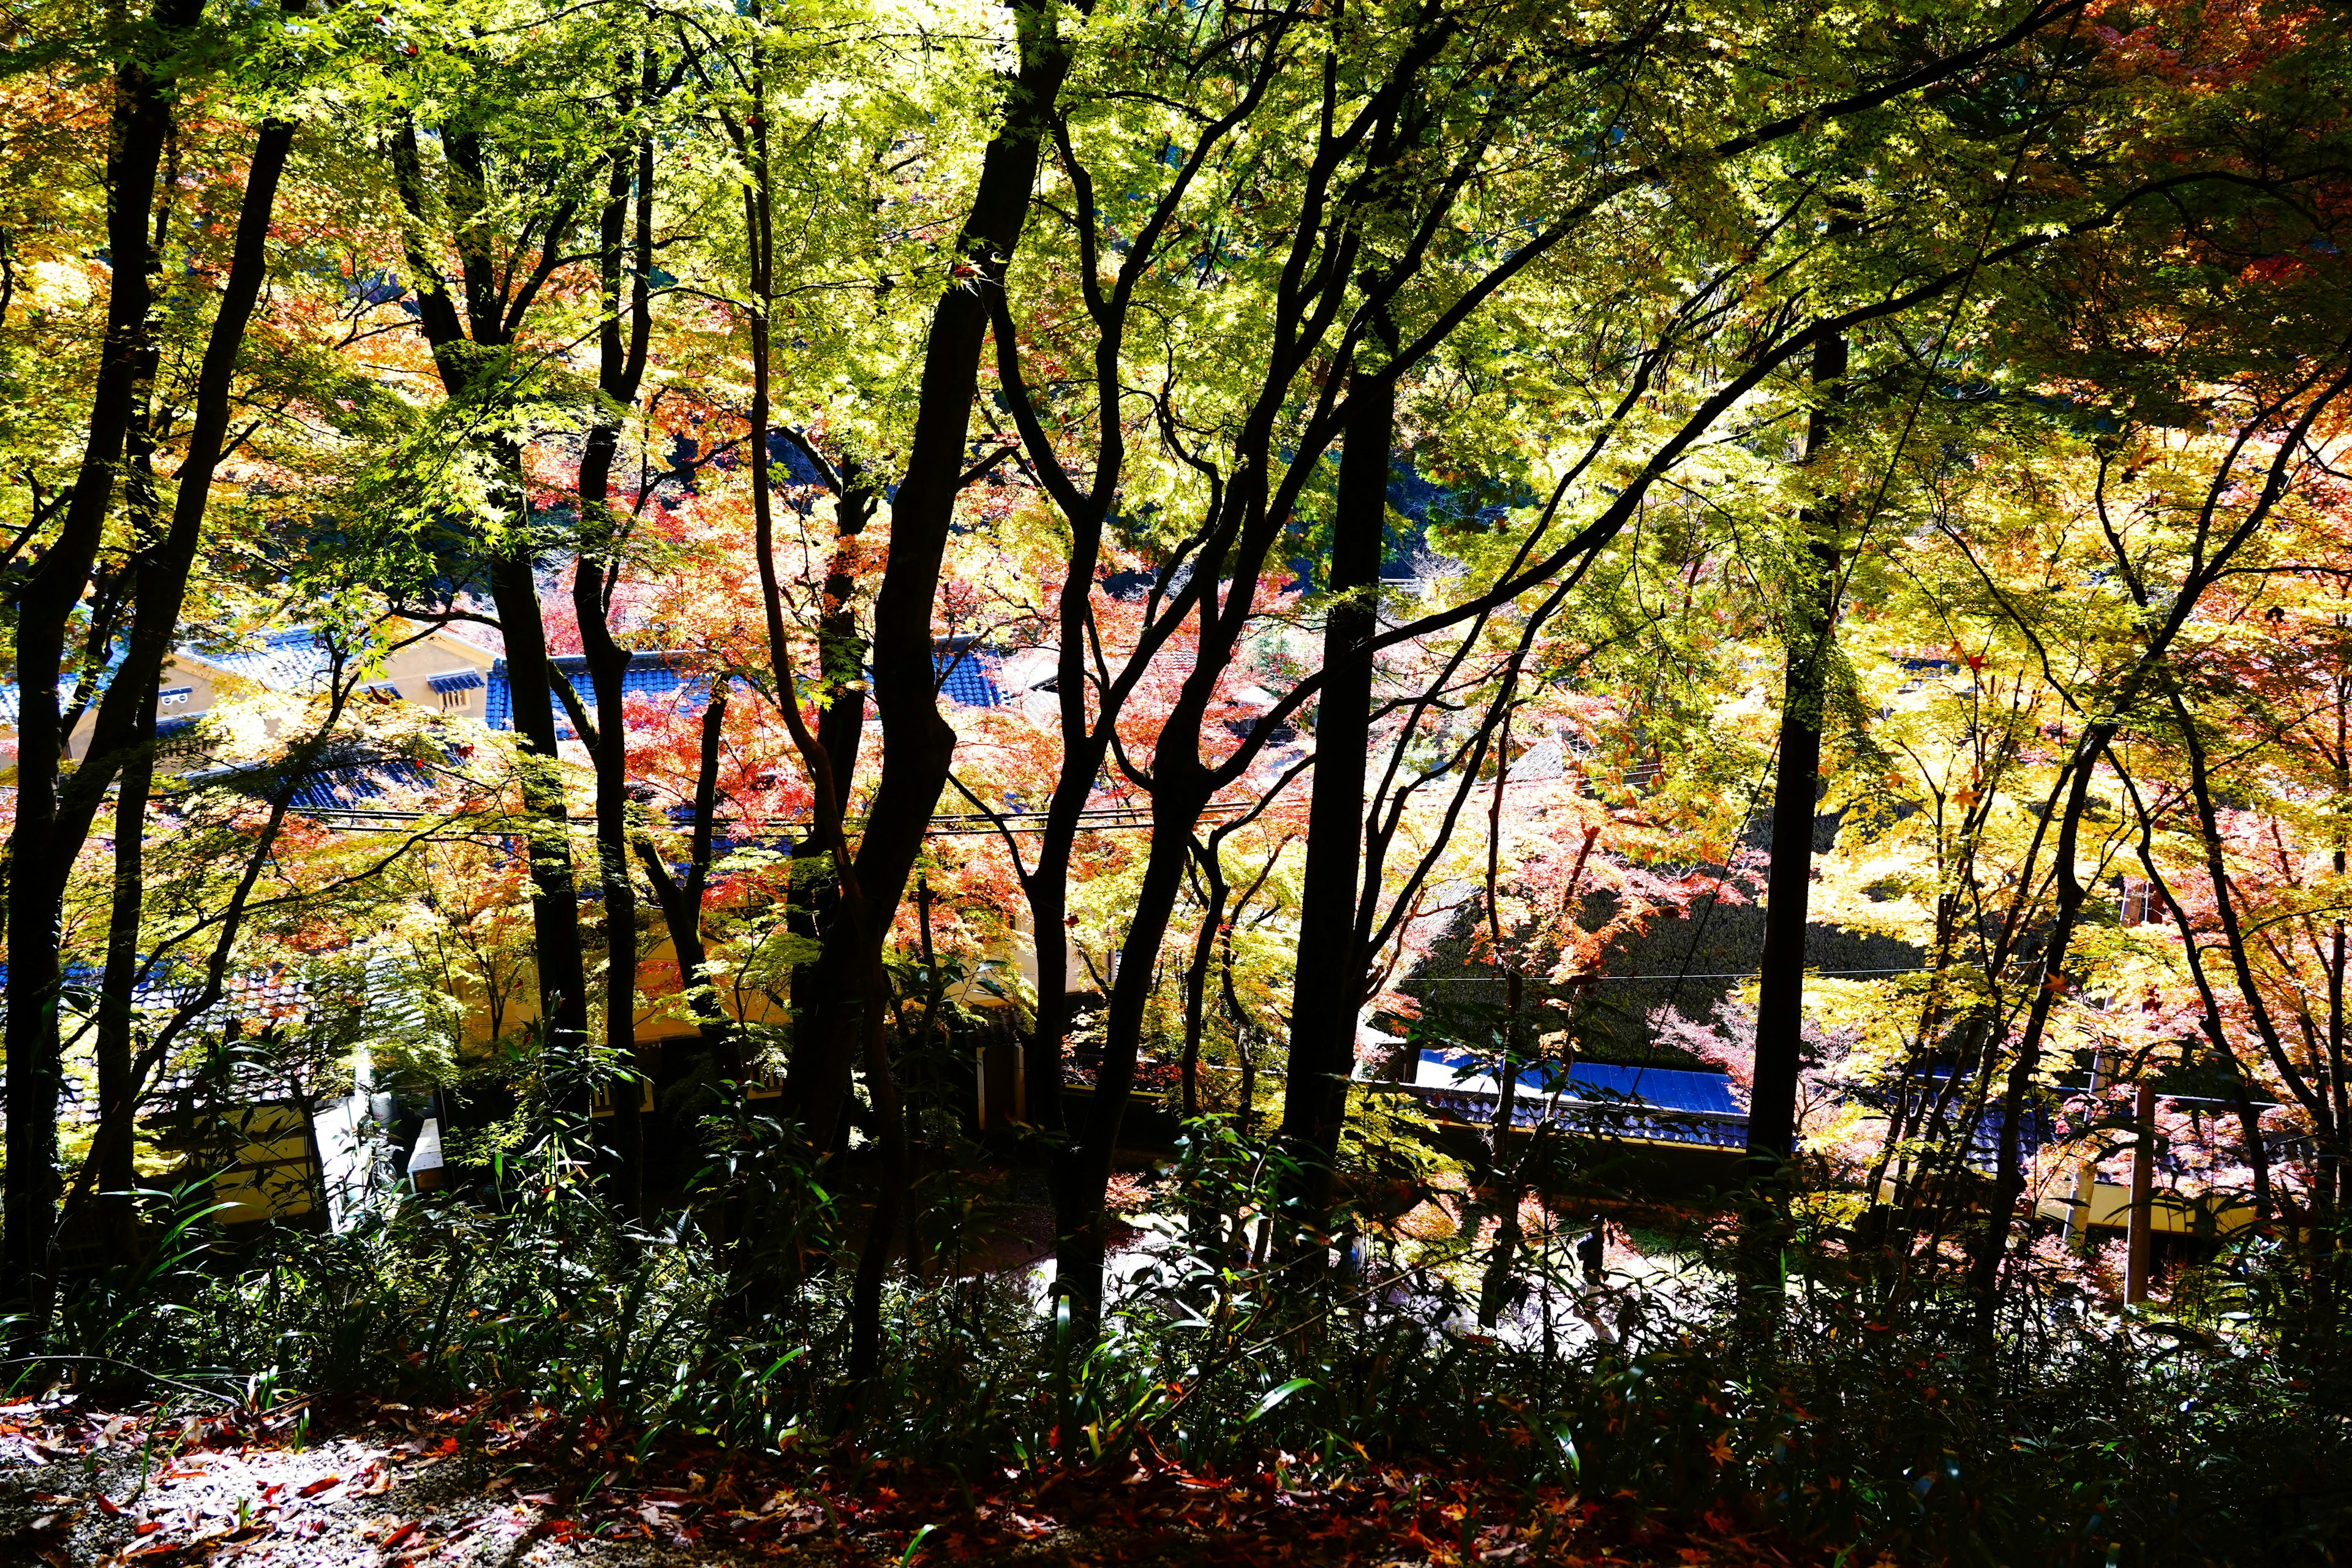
[0,620,500,761]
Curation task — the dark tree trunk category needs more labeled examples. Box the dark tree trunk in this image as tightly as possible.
[780,455,878,1152]
[1057,781,1206,1330]
[831,0,1080,1406]
[1278,366,1393,1221]
[4,4,205,1313]
[1745,327,1850,1172]
[386,113,592,1110]
[636,693,736,1063]
[1966,727,2115,1316]
[490,557,594,1087]
[576,52,657,1215]
[1178,848,1230,1122]
[93,685,156,1251]
[72,111,295,1262]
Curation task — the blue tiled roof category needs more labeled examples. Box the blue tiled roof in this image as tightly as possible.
[2,628,486,731]
[1414,1048,1742,1115]
[933,647,1005,707]
[427,669,483,694]
[486,649,1008,738]
[195,628,334,693]
[0,671,96,729]
[286,756,441,812]
[486,653,701,739]
[1563,1061,1744,1115]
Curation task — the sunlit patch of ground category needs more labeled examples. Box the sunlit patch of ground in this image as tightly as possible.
[2,1395,1836,1566]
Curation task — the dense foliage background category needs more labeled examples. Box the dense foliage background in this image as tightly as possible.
[4,0,2352,1560]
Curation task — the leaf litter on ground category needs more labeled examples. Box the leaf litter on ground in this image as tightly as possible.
[0,1394,1844,1566]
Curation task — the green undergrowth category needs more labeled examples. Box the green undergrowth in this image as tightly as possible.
[11,1122,2352,1567]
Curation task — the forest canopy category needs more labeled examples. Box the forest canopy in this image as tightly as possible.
[2,0,2351,1561]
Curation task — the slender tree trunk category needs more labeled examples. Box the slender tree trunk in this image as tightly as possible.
[576,53,657,1215]
[1746,326,1850,1170]
[781,464,877,1150]
[385,112,594,1128]
[1221,924,1255,1135]
[1178,849,1229,1122]
[1278,365,1393,1223]
[830,0,1079,1398]
[79,110,293,1264]
[1057,792,1204,1329]
[635,694,732,1050]
[2125,1077,2158,1303]
[1967,729,2117,1316]
[4,7,196,1313]
[489,557,594,1096]
[92,687,157,1252]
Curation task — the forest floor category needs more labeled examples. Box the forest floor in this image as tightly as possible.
[0,1395,1845,1567]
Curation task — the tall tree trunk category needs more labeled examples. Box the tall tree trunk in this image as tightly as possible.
[4,4,197,1314]
[92,687,157,1253]
[728,62,877,1164]
[386,113,594,1124]
[1746,326,1850,1172]
[780,452,878,1152]
[1966,728,2116,1317]
[2125,1076,2158,1303]
[1178,847,1229,1122]
[1277,364,1393,1223]
[1057,794,1204,1330]
[576,50,656,1215]
[635,694,732,1052]
[66,110,295,1268]
[488,552,592,1099]
[831,0,1080,1403]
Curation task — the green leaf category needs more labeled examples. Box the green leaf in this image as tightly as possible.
[1246,1377,1319,1425]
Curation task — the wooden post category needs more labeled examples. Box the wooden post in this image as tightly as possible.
[2064,1047,2106,1251]
[2125,1079,2157,1303]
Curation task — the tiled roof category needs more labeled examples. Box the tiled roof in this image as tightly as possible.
[1,627,496,733]
[194,629,334,693]
[485,653,703,738]
[1412,1049,1741,1115]
[286,756,443,812]
[486,648,1009,737]
[0,962,326,1119]
[0,673,89,729]
[934,647,1005,707]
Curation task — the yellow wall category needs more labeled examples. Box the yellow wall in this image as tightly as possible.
[206,1106,320,1224]
[2034,1180,2255,1239]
